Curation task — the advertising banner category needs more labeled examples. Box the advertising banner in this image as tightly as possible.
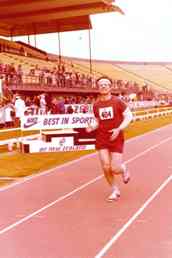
[21,113,96,131]
[26,139,95,153]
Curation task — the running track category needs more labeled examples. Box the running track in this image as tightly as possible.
[1,124,172,258]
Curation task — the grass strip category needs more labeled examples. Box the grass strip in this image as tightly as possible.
[0,114,172,179]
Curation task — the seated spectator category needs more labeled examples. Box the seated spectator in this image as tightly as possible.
[66,105,74,114]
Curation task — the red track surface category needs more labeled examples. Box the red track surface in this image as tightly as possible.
[1,124,172,258]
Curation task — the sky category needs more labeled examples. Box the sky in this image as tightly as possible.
[13,0,172,62]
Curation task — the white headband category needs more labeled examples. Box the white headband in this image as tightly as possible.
[98,78,112,85]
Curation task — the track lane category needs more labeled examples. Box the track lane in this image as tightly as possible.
[99,178,172,258]
[0,124,172,230]
[0,124,171,258]
[0,134,172,258]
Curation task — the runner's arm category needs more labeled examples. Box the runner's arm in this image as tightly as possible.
[118,107,133,131]
[109,107,133,140]
[86,117,99,133]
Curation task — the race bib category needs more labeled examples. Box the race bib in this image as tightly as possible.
[99,107,114,120]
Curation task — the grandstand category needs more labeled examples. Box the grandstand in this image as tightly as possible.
[0,38,47,60]
[0,0,172,124]
[0,0,126,130]
[1,45,172,98]
[0,0,125,96]
[63,58,172,93]
[0,0,171,99]
[0,0,123,36]
[114,61,172,92]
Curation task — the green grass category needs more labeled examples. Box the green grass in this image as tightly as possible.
[0,150,94,177]
[0,129,40,141]
[0,114,172,181]
[125,115,172,139]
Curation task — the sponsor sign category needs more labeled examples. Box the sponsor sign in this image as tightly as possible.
[65,104,93,113]
[51,136,74,146]
[27,140,95,153]
[21,114,96,130]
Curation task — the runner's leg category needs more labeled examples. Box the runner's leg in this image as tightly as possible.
[98,149,114,187]
[110,152,130,183]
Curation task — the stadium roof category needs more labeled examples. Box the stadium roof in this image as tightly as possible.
[0,0,123,37]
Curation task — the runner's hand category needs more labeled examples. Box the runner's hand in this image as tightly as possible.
[109,128,120,141]
[86,118,98,133]
[86,121,93,133]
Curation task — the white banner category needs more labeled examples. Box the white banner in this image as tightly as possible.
[23,139,94,153]
[30,144,94,153]
[21,113,96,131]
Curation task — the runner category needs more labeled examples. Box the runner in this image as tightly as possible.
[86,76,133,201]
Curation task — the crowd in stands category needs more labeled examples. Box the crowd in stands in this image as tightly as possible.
[0,37,167,102]
[0,57,165,130]
[0,61,94,89]
[0,41,167,130]
[0,63,23,85]
[0,59,156,101]
[0,37,155,98]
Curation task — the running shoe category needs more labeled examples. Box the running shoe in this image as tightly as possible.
[122,169,130,184]
[108,188,120,202]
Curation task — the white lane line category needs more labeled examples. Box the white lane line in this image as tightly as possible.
[0,175,103,235]
[124,136,172,165]
[94,174,172,258]
[1,123,172,192]
[0,135,172,236]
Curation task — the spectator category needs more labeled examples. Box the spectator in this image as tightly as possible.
[14,94,26,127]
[66,105,74,114]
[4,101,14,127]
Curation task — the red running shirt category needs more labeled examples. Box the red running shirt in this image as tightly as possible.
[93,96,127,152]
